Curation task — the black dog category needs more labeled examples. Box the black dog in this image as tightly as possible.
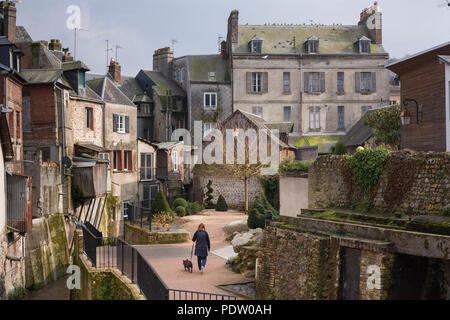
[183,259,193,273]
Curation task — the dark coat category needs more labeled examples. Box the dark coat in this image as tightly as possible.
[192,230,210,257]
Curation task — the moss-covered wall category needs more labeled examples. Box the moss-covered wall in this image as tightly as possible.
[24,213,69,291]
[124,222,189,245]
[70,230,143,300]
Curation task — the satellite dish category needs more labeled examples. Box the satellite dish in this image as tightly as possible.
[62,156,72,169]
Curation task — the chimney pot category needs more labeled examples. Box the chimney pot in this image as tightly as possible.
[108,59,121,84]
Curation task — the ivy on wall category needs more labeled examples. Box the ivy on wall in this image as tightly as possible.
[347,146,389,210]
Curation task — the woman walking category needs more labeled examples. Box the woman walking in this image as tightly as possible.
[192,223,210,273]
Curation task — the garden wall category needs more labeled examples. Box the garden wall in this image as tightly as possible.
[279,175,309,217]
[309,151,449,215]
[193,169,263,208]
[123,222,190,245]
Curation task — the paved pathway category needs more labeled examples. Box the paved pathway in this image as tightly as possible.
[135,211,250,299]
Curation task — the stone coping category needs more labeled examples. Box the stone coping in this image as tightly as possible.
[124,222,190,245]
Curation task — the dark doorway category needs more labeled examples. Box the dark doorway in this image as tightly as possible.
[390,254,444,300]
[339,247,361,300]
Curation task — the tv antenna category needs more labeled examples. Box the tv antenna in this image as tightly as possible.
[73,27,88,60]
[105,40,112,71]
[218,35,224,53]
[171,39,178,52]
[115,45,123,62]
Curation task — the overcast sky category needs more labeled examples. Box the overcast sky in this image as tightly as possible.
[15,0,450,76]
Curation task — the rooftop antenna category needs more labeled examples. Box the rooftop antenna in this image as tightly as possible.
[115,45,122,62]
[73,27,88,60]
[105,40,112,71]
[218,35,224,53]
[171,39,178,52]
[437,0,450,7]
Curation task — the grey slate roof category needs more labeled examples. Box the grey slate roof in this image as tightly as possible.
[87,75,135,106]
[15,26,33,43]
[119,75,151,102]
[142,70,185,97]
[344,108,384,147]
[21,69,63,84]
[182,55,231,83]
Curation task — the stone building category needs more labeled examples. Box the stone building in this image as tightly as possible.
[87,60,139,236]
[223,2,390,150]
[171,54,233,138]
[387,42,450,152]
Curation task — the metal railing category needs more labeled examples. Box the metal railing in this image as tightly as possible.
[126,202,153,231]
[80,224,237,300]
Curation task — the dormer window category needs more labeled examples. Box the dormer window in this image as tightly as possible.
[249,36,263,54]
[208,72,216,81]
[79,71,86,88]
[307,37,319,54]
[358,36,371,54]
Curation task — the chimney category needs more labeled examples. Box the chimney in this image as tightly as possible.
[49,39,62,51]
[108,59,121,84]
[220,41,227,60]
[153,47,173,79]
[227,10,239,52]
[1,1,16,43]
[62,48,73,62]
[358,2,382,44]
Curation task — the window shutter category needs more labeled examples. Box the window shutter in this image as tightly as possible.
[140,153,145,179]
[125,116,130,133]
[113,114,118,132]
[246,72,251,93]
[304,73,310,93]
[319,72,325,92]
[262,72,268,93]
[355,72,361,93]
[371,72,376,93]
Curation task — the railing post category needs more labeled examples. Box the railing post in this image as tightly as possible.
[131,247,135,283]
[121,240,124,274]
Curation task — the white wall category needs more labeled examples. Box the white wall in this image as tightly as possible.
[280,176,309,218]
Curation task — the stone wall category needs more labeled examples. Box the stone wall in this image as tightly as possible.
[24,213,69,291]
[193,171,263,208]
[256,224,339,300]
[123,222,189,245]
[309,151,450,214]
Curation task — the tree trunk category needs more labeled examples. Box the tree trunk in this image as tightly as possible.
[244,177,249,212]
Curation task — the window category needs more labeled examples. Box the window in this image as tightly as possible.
[361,106,372,115]
[360,72,372,92]
[99,152,110,163]
[85,107,93,130]
[204,93,217,109]
[284,106,291,122]
[140,152,155,180]
[252,72,262,93]
[250,40,263,53]
[124,151,132,171]
[113,114,130,133]
[309,106,320,130]
[208,72,216,81]
[283,72,291,93]
[337,106,345,129]
[171,151,179,172]
[79,71,86,88]
[337,72,344,92]
[309,72,320,92]
[15,111,20,139]
[359,40,371,53]
[22,95,31,132]
[113,151,122,171]
[252,106,263,118]
[140,103,151,114]
[308,39,319,53]
[203,122,217,137]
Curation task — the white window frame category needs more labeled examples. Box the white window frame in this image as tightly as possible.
[309,72,320,92]
[124,151,132,171]
[172,151,179,172]
[252,72,262,93]
[337,106,345,129]
[284,106,291,122]
[360,40,370,54]
[360,72,372,92]
[309,106,320,130]
[208,72,216,81]
[251,40,263,53]
[283,72,291,93]
[203,122,217,137]
[204,92,217,109]
[252,106,263,118]
[117,114,126,133]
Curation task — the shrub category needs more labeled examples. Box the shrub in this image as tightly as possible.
[151,190,173,216]
[204,180,215,209]
[333,139,348,155]
[279,159,314,175]
[175,206,186,217]
[260,176,279,210]
[172,197,188,210]
[364,105,401,149]
[215,195,228,212]
[185,202,204,215]
[247,193,279,229]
